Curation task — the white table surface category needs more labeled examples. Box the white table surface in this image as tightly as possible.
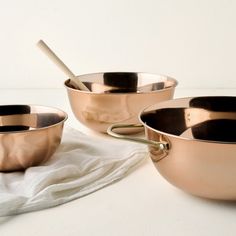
[1,88,236,236]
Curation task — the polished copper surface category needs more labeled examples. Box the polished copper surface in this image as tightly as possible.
[0,105,67,172]
[65,72,177,133]
[108,96,236,200]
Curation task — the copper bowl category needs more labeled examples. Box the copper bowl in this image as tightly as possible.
[108,96,236,200]
[64,72,177,133]
[0,105,67,172]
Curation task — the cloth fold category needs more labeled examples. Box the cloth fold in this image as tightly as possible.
[0,127,147,216]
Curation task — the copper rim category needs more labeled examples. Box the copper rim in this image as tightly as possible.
[0,104,68,134]
[64,72,178,94]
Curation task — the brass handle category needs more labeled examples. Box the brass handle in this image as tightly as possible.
[107,123,169,151]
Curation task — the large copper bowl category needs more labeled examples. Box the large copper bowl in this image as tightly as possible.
[0,105,67,172]
[64,72,177,133]
[108,96,236,200]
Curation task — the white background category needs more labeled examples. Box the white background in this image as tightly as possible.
[0,0,236,89]
[1,2,236,235]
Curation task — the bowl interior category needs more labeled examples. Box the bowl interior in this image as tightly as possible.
[141,96,236,142]
[65,72,177,93]
[0,105,67,132]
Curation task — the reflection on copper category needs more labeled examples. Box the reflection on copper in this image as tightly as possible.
[0,105,67,172]
[108,96,236,200]
[140,97,236,200]
[64,72,177,133]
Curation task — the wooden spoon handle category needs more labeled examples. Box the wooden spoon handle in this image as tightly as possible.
[37,40,89,91]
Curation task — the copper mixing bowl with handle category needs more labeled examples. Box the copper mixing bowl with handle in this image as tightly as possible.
[65,72,177,133]
[108,96,236,200]
[0,105,67,172]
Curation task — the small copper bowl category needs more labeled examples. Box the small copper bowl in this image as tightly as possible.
[64,72,177,133]
[0,105,67,172]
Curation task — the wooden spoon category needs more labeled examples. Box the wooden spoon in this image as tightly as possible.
[37,40,89,91]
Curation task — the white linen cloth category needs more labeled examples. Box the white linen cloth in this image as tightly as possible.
[0,127,147,216]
